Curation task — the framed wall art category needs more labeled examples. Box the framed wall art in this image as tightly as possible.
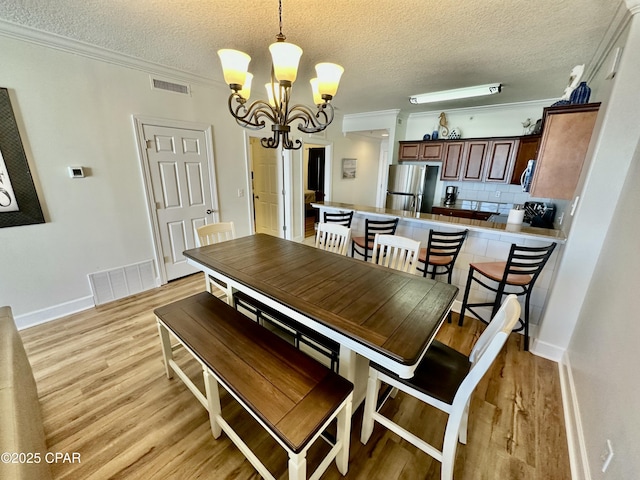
[342,158,356,179]
[0,87,44,228]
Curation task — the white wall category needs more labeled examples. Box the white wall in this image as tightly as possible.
[551,3,640,478]
[329,133,382,207]
[0,34,250,324]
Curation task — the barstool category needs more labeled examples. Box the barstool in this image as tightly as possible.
[323,210,354,227]
[459,242,556,351]
[417,229,468,283]
[351,218,399,262]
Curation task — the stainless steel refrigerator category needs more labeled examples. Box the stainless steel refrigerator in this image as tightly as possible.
[385,164,439,214]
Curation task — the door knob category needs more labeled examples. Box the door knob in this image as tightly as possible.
[206,209,215,214]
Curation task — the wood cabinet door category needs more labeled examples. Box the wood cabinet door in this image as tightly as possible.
[483,139,518,183]
[510,135,540,184]
[462,141,489,181]
[440,142,465,180]
[419,142,443,161]
[530,104,600,199]
[399,142,420,161]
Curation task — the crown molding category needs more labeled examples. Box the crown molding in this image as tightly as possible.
[0,18,218,87]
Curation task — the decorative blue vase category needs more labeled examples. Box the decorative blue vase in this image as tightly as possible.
[431,130,439,140]
[570,81,591,104]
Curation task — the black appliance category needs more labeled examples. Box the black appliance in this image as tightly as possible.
[444,186,458,205]
[524,201,556,228]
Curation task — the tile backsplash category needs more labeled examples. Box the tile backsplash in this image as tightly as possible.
[441,180,553,206]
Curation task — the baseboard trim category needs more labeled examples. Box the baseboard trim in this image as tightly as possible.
[15,295,95,330]
[530,337,565,361]
[558,353,591,480]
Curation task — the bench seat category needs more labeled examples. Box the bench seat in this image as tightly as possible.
[154,292,353,480]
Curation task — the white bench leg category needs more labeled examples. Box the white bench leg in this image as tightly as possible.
[336,396,353,475]
[156,320,173,379]
[360,369,379,444]
[203,369,222,439]
[287,451,306,480]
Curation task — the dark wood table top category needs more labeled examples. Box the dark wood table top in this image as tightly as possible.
[184,234,458,371]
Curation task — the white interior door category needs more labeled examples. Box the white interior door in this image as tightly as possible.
[142,123,218,281]
[250,137,280,237]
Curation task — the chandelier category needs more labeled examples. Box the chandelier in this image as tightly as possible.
[217,0,344,150]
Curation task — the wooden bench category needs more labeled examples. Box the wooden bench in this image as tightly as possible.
[154,292,353,480]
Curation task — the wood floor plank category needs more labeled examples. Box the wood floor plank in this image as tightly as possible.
[18,272,571,479]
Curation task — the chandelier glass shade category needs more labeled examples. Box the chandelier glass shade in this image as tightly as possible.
[217,1,343,150]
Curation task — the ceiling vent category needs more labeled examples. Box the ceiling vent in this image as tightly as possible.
[150,76,191,95]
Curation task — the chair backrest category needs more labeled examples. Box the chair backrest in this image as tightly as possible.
[426,229,468,265]
[365,218,399,244]
[196,222,236,247]
[502,242,557,286]
[323,211,354,228]
[453,295,521,407]
[315,223,351,255]
[372,234,421,274]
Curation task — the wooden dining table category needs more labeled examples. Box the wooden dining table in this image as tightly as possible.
[184,233,458,406]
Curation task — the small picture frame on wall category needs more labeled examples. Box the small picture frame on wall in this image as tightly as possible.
[0,87,45,228]
[342,158,356,179]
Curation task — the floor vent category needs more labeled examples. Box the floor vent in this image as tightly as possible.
[88,260,157,305]
[150,76,190,95]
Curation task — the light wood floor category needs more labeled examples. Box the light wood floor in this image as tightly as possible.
[20,273,570,480]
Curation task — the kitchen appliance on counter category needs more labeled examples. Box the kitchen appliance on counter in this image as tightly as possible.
[444,186,458,205]
[524,201,556,228]
[386,164,439,214]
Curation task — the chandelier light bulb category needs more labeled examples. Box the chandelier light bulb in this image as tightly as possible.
[237,72,253,100]
[217,49,251,88]
[310,78,323,105]
[315,63,344,98]
[269,41,303,84]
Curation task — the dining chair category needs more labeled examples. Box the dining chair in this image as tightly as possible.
[196,222,236,302]
[361,295,521,480]
[417,229,468,283]
[315,223,351,256]
[459,242,556,351]
[371,234,421,275]
[351,218,399,262]
[323,210,354,228]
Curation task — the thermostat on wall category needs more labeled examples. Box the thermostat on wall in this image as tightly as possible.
[68,166,85,178]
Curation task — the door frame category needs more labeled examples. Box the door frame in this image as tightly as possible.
[133,115,219,285]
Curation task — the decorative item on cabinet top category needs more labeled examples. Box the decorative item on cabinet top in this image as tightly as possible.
[448,127,461,139]
[569,81,591,104]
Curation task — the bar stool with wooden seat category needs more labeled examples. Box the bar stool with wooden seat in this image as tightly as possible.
[459,242,556,351]
[323,210,354,227]
[371,233,421,274]
[315,222,351,256]
[351,218,399,262]
[196,222,236,302]
[361,295,521,480]
[417,229,468,283]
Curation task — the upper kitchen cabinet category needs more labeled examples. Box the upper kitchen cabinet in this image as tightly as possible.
[483,139,518,182]
[398,142,420,160]
[440,142,465,180]
[529,103,600,200]
[461,141,490,181]
[399,141,443,161]
[510,135,541,184]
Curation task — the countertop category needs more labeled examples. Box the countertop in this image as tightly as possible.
[434,200,513,215]
[312,201,566,243]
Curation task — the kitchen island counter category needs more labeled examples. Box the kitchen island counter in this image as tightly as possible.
[312,201,566,243]
[312,201,565,335]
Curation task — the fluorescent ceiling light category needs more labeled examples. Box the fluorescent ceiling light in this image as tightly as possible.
[409,83,502,104]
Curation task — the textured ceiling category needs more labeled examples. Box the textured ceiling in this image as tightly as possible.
[0,0,621,115]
